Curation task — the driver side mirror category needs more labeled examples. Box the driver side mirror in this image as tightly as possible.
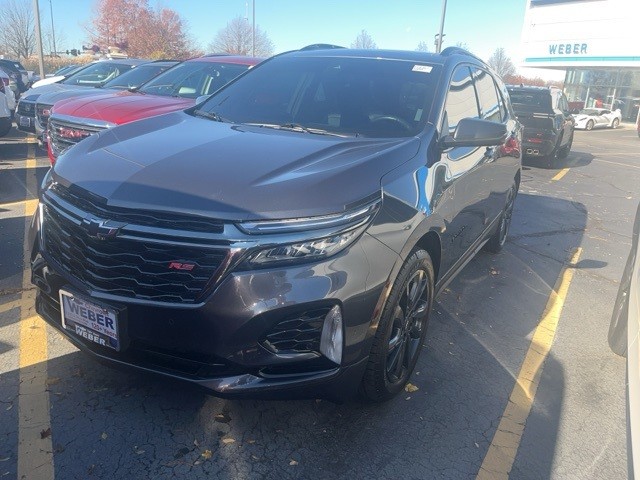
[441,117,508,149]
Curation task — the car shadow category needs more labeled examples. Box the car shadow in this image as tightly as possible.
[523,150,594,170]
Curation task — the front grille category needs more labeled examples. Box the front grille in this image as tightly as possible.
[263,307,331,354]
[48,117,104,157]
[50,184,224,233]
[17,100,34,116]
[42,188,229,303]
[36,103,52,129]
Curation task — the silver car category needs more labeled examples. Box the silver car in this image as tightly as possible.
[609,202,640,479]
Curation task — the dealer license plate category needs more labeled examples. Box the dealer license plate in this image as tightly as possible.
[59,290,120,350]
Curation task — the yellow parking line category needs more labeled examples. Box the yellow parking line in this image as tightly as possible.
[17,145,54,480]
[0,198,39,211]
[551,168,570,181]
[476,247,582,480]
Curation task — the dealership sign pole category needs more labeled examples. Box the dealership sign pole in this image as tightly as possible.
[32,0,45,79]
[436,0,447,53]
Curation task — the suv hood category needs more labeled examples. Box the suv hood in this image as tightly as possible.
[52,92,193,125]
[52,111,421,221]
[37,87,121,107]
[23,82,84,98]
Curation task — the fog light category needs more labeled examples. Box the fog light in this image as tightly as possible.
[319,305,343,365]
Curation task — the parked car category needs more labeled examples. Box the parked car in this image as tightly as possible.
[47,55,260,162]
[608,202,640,480]
[0,68,16,115]
[35,60,178,145]
[573,107,622,130]
[16,59,149,134]
[30,46,522,402]
[0,82,12,137]
[0,59,28,94]
[507,85,574,165]
[32,63,89,89]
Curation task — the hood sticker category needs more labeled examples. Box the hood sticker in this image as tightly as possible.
[412,65,433,73]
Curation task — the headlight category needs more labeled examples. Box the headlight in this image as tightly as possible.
[244,225,366,267]
[237,199,380,268]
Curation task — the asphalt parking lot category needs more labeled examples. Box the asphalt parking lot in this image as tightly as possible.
[0,125,638,479]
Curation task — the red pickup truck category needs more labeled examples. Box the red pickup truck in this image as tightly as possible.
[47,55,262,163]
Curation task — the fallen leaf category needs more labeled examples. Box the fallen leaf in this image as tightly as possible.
[193,439,199,447]
[46,377,60,386]
[214,413,231,423]
[404,383,419,393]
[193,460,202,466]
[490,268,499,276]
[201,449,213,460]
[221,438,235,445]
[474,442,479,448]
[40,428,51,439]
[289,460,298,466]
[100,432,108,441]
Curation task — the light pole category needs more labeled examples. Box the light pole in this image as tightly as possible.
[252,0,255,57]
[436,0,447,53]
[49,0,57,56]
[33,0,45,78]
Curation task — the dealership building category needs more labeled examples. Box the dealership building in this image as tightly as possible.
[520,0,640,122]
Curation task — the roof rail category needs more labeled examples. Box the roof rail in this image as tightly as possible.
[300,44,345,51]
[441,46,482,62]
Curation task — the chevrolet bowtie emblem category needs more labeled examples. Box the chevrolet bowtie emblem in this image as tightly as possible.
[81,218,125,240]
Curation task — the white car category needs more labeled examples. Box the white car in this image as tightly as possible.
[609,202,640,479]
[573,107,622,130]
[0,68,16,113]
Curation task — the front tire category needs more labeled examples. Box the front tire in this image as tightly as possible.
[485,184,517,253]
[361,250,434,402]
[586,120,594,131]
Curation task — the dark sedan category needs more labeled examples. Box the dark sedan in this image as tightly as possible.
[30,47,521,402]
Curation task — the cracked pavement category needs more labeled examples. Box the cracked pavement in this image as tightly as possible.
[0,126,636,479]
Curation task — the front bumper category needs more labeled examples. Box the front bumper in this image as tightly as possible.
[31,227,396,401]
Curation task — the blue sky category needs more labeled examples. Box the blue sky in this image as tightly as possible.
[45,0,563,79]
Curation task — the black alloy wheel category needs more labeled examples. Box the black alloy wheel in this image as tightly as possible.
[361,250,434,402]
[486,184,517,253]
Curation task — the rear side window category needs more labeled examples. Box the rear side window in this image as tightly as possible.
[444,66,479,134]
[472,68,502,123]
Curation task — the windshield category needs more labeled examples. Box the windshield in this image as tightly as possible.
[579,108,601,115]
[62,62,134,86]
[102,63,176,90]
[140,61,250,98]
[196,56,440,138]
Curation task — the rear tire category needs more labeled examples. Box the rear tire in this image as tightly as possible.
[361,250,434,402]
[611,118,619,129]
[557,131,573,160]
[485,184,517,253]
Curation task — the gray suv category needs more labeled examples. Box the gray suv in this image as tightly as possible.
[30,47,521,402]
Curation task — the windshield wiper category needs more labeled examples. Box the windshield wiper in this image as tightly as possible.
[193,110,229,123]
[244,122,354,137]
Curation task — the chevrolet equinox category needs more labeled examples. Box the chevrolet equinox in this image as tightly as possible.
[30,46,522,402]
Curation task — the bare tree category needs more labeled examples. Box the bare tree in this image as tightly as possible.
[0,0,35,58]
[415,41,429,52]
[208,16,274,57]
[351,30,377,49]
[488,47,516,79]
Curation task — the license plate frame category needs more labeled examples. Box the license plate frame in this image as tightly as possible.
[59,290,121,351]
